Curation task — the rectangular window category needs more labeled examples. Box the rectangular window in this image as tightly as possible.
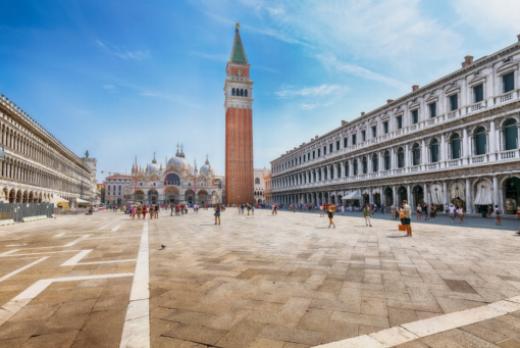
[336,140,340,150]
[371,126,377,138]
[323,146,327,155]
[473,83,484,103]
[343,137,348,147]
[411,109,418,124]
[352,134,357,145]
[329,143,333,153]
[361,130,366,142]
[317,149,321,157]
[396,116,402,129]
[312,151,315,159]
[449,94,458,111]
[503,72,515,93]
[428,102,437,118]
[383,121,389,134]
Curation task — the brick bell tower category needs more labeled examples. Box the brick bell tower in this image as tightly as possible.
[225,23,254,205]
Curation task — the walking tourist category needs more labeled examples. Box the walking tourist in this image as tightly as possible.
[448,204,456,221]
[456,206,464,224]
[327,204,336,229]
[142,204,148,219]
[495,205,502,225]
[416,204,422,221]
[272,203,278,215]
[400,200,412,237]
[136,204,142,219]
[362,203,372,227]
[319,204,324,217]
[214,204,221,225]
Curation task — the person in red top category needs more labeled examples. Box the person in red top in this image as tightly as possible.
[142,204,148,219]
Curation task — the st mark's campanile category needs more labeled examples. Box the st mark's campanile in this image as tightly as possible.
[224,23,254,205]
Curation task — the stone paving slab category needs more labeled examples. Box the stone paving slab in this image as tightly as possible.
[0,209,519,347]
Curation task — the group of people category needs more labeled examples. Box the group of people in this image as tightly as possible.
[238,203,255,216]
[129,204,160,219]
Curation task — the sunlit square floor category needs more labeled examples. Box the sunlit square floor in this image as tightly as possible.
[0,209,520,347]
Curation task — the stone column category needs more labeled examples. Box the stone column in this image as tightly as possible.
[443,181,449,208]
[465,178,472,214]
[462,127,469,162]
[421,139,427,167]
[393,186,398,207]
[489,120,496,160]
[492,175,499,209]
[340,161,345,178]
[424,183,430,206]
[404,144,409,168]
[440,134,446,165]
[407,185,412,207]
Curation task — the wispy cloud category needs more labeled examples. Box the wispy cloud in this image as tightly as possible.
[276,83,346,98]
[316,53,408,90]
[190,51,228,63]
[95,39,150,61]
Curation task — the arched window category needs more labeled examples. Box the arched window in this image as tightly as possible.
[245,89,248,97]
[353,159,358,175]
[372,154,378,172]
[255,177,260,185]
[362,156,367,174]
[345,161,349,177]
[503,118,518,150]
[384,150,391,170]
[323,166,328,180]
[473,126,487,155]
[430,138,439,163]
[411,143,421,166]
[232,88,236,96]
[239,89,244,97]
[164,173,181,186]
[450,133,461,159]
[397,147,405,168]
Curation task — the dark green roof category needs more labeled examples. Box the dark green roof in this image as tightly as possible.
[230,23,248,65]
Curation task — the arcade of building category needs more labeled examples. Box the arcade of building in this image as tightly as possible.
[271,36,520,215]
[0,94,94,204]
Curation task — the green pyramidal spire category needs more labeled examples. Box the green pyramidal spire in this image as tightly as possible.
[230,22,248,65]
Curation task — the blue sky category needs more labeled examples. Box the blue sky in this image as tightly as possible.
[1,0,519,180]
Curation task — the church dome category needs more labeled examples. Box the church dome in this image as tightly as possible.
[199,156,212,177]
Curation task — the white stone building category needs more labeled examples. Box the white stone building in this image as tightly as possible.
[271,35,520,215]
[105,146,224,206]
[0,94,94,204]
[253,168,270,204]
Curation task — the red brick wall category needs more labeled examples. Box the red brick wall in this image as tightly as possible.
[225,107,254,204]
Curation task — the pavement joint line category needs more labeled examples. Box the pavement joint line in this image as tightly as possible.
[312,294,520,348]
[0,272,133,327]
[0,249,83,257]
[119,220,150,348]
[0,256,49,283]
[61,249,136,266]
[13,234,91,251]
[112,224,121,232]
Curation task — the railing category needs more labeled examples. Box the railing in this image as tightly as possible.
[471,154,486,163]
[500,149,518,160]
[447,159,460,167]
[410,166,420,172]
[447,110,459,119]
[427,163,439,170]
[468,101,486,112]
[497,91,514,104]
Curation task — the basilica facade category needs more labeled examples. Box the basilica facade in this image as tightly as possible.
[271,35,520,215]
[105,146,224,206]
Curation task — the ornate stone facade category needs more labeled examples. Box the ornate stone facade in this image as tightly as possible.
[105,147,224,206]
[272,36,520,214]
[0,94,94,204]
[225,23,254,205]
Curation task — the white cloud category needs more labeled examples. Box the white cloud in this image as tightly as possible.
[452,0,520,38]
[95,39,150,61]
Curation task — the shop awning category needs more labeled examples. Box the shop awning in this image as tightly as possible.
[75,198,91,205]
[342,191,361,200]
[51,195,69,204]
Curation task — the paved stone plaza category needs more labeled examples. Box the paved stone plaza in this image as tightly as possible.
[0,210,520,347]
